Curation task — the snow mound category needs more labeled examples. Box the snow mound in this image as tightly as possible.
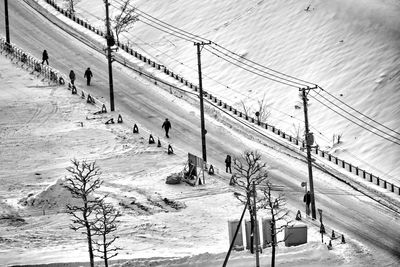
[18,178,80,211]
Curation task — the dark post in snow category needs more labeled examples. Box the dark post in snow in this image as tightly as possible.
[195,41,211,163]
[301,86,317,219]
[253,181,260,267]
[104,0,115,111]
[4,0,10,44]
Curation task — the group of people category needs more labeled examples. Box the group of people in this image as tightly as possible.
[41,50,93,86]
[69,67,93,86]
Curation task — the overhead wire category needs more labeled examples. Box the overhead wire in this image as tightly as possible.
[311,90,400,142]
[309,94,400,145]
[109,0,398,146]
[318,86,400,136]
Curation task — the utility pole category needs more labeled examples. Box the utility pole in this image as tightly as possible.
[195,41,211,163]
[4,0,10,44]
[253,181,260,267]
[301,86,317,219]
[104,0,115,111]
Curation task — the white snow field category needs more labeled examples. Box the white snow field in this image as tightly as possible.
[69,0,400,183]
[0,55,380,267]
[0,0,400,266]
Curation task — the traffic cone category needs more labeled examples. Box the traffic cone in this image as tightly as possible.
[117,114,123,123]
[208,165,215,175]
[167,144,174,154]
[71,85,77,94]
[101,104,107,113]
[327,240,333,250]
[105,118,114,124]
[81,91,85,99]
[149,134,155,144]
[296,210,302,221]
[157,139,161,147]
[133,124,139,133]
[87,94,95,104]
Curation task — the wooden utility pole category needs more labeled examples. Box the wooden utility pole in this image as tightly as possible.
[253,181,260,267]
[301,87,317,219]
[195,41,211,163]
[4,0,10,44]
[104,0,115,111]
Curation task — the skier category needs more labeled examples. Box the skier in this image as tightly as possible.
[41,50,49,65]
[303,191,311,216]
[84,67,93,86]
[69,70,76,85]
[162,118,171,138]
[225,155,232,173]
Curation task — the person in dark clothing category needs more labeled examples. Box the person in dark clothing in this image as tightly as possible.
[162,118,171,138]
[69,70,76,85]
[303,191,312,216]
[41,50,49,65]
[84,67,93,86]
[225,155,232,173]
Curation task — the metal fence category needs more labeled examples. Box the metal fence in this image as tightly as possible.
[0,38,61,84]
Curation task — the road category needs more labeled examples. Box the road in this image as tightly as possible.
[1,0,399,265]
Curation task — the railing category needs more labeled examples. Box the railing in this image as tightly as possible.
[0,39,61,84]
[41,0,400,196]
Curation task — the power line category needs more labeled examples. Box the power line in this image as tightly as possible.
[106,1,399,147]
[309,94,400,145]
[204,47,299,88]
[318,86,400,136]
[210,43,316,87]
[205,46,306,88]
[312,90,400,142]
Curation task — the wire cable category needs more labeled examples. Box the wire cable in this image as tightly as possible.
[312,90,400,142]
[309,94,400,145]
[318,86,400,136]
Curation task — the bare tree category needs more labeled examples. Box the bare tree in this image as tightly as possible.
[92,199,121,267]
[240,100,252,118]
[291,123,303,140]
[64,0,80,14]
[111,0,139,44]
[256,94,271,123]
[230,151,268,253]
[64,159,103,267]
[259,181,291,267]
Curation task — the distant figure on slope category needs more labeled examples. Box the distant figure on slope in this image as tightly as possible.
[69,70,76,85]
[162,118,171,138]
[41,50,49,65]
[225,155,232,174]
[84,67,93,86]
[303,191,311,216]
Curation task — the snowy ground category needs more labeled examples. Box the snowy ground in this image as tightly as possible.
[63,0,400,182]
[1,0,400,266]
[0,53,378,266]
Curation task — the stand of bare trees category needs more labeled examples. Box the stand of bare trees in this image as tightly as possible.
[230,151,269,254]
[260,181,291,267]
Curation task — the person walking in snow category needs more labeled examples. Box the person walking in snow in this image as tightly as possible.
[162,118,171,138]
[225,155,232,174]
[41,50,49,65]
[84,67,93,86]
[69,70,76,85]
[303,191,311,216]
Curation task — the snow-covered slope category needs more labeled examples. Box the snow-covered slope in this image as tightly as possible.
[71,0,400,182]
